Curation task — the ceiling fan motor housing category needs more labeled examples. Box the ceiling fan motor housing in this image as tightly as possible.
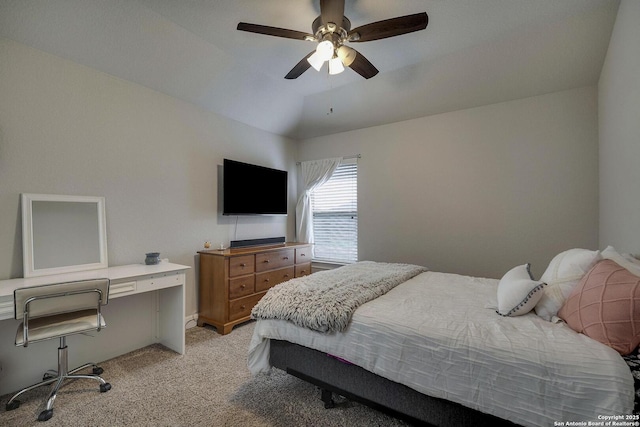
[312,15,351,35]
[312,16,352,49]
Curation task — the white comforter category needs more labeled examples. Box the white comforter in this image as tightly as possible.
[248,271,634,427]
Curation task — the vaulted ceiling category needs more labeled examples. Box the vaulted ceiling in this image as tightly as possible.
[0,0,620,139]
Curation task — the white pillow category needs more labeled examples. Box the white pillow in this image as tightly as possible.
[602,246,640,277]
[496,264,546,317]
[534,248,601,322]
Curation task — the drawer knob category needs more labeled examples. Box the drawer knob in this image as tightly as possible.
[264,259,270,263]
[283,256,289,260]
[300,270,306,274]
[240,284,246,289]
[300,253,306,257]
[264,279,270,283]
[240,263,246,267]
[284,274,289,278]
[240,305,246,310]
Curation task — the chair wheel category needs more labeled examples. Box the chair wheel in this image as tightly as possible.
[6,400,20,411]
[93,367,104,375]
[43,373,55,381]
[38,409,53,421]
[100,383,112,393]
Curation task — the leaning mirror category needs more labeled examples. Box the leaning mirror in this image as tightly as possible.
[22,193,108,278]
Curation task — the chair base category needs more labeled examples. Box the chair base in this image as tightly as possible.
[5,337,111,422]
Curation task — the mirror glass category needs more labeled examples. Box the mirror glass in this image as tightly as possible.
[22,194,108,277]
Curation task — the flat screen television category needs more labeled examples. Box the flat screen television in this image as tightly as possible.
[222,159,288,215]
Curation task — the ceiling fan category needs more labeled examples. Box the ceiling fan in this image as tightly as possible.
[237,0,428,79]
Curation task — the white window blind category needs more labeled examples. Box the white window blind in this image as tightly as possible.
[310,161,358,263]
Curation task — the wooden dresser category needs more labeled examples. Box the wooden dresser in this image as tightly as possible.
[197,242,311,334]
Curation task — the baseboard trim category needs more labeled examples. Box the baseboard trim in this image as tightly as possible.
[185,313,198,329]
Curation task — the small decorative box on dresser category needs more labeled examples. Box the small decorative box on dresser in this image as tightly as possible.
[197,242,311,334]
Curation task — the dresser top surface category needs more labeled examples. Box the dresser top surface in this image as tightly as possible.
[198,242,310,257]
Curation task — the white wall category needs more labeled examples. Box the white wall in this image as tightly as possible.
[0,38,298,318]
[299,87,599,279]
[598,0,640,255]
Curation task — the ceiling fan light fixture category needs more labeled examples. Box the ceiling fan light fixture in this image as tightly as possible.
[307,51,325,71]
[337,45,356,66]
[328,56,345,75]
[316,39,335,62]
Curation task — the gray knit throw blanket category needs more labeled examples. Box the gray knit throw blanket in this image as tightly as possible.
[251,261,428,333]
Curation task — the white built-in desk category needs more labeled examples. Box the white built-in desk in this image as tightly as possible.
[0,262,189,396]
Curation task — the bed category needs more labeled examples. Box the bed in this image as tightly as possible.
[248,251,639,427]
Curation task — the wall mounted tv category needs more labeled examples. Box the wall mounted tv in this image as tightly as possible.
[222,159,288,216]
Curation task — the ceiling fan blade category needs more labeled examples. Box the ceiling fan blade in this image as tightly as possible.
[320,0,345,27]
[348,49,379,79]
[237,22,314,41]
[348,12,428,42]
[285,52,315,79]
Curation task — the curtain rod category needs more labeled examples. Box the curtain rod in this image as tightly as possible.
[296,154,361,165]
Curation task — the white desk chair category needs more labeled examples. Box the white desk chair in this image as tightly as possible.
[5,278,112,422]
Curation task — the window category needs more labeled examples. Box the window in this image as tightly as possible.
[310,161,358,263]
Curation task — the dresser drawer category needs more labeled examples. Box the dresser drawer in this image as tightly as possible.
[295,263,312,277]
[110,281,137,298]
[228,293,263,321]
[255,249,294,272]
[295,247,310,264]
[255,266,294,292]
[0,295,13,321]
[137,272,183,293]
[229,275,255,299]
[229,255,255,277]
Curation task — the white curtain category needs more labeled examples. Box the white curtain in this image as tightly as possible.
[295,157,342,248]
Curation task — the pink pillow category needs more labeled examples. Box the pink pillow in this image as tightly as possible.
[558,259,640,355]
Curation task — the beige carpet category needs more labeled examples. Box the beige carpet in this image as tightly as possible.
[0,322,408,426]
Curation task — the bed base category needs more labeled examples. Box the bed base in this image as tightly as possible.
[270,339,519,427]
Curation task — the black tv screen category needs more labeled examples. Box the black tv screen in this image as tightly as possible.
[222,159,288,215]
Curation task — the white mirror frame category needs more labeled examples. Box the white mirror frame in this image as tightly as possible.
[22,193,108,278]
